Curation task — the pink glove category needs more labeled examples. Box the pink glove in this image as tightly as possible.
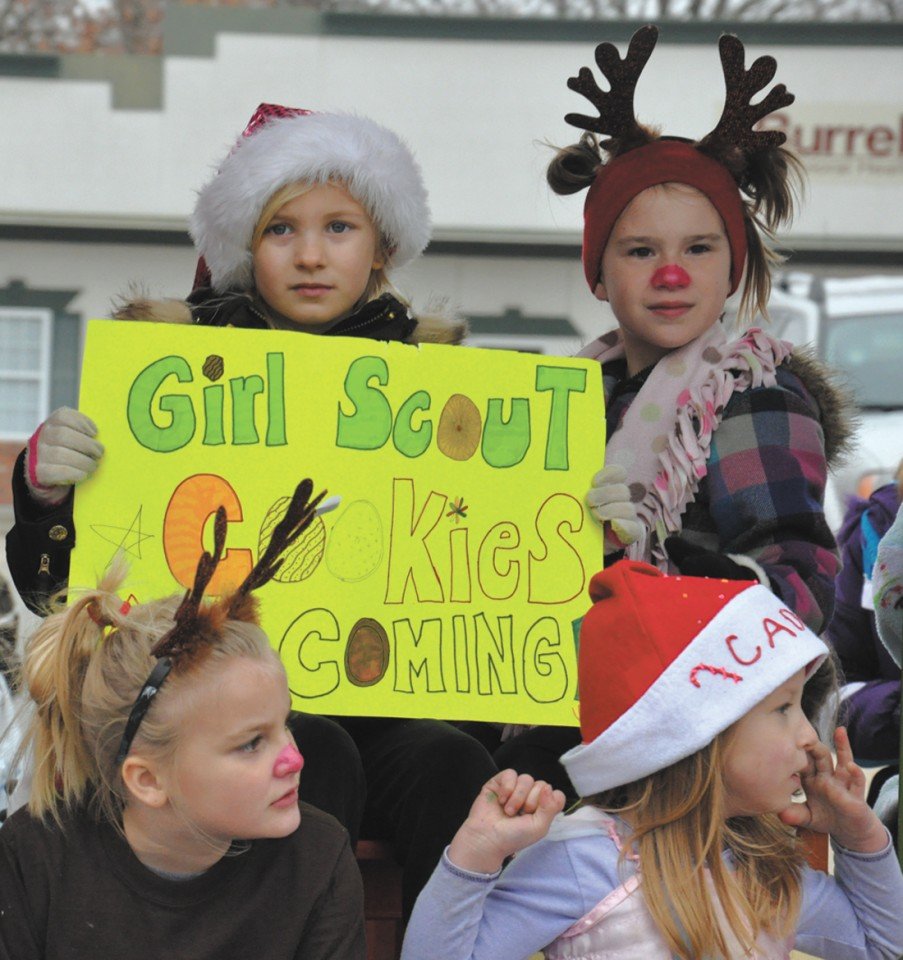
[24,407,104,506]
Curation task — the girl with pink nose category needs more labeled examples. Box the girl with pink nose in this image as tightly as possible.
[0,482,366,960]
[487,26,852,806]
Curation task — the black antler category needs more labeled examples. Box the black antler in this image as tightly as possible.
[699,34,794,156]
[151,506,228,658]
[149,478,326,657]
[565,25,658,142]
[227,478,325,609]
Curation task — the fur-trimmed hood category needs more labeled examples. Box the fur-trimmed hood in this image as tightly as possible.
[112,290,467,346]
[784,345,859,470]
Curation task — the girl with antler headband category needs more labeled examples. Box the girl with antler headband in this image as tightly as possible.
[0,480,365,960]
[557,26,853,628]
[477,23,854,809]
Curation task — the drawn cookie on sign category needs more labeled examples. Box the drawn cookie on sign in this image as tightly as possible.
[437,393,482,461]
[345,618,390,686]
[259,496,326,583]
[325,500,383,582]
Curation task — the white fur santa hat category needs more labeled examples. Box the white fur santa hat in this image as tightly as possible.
[561,560,828,797]
[190,103,432,292]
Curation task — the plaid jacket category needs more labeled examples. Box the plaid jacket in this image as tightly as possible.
[604,356,839,634]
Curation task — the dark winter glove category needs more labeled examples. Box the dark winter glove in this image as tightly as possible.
[664,536,755,581]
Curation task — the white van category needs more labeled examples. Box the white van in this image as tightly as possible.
[727,274,903,531]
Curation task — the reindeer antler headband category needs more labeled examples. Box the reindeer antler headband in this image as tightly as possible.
[567,25,794,294]
[114,478,325,766]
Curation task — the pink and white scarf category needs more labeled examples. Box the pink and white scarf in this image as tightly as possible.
[578,323,793,567]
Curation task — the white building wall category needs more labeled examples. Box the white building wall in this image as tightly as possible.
[2,24,902,248]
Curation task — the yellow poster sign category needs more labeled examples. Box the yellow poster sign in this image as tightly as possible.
[70,320,605,726]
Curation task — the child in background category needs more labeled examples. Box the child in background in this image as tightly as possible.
[827,460,903,763]
[3,104,497,914]
[401,560,903,960]
[0,480,365,960]
[871,500,903,846]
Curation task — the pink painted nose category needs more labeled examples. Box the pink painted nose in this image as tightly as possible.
[274,743,304,778]
[651,264,691,289]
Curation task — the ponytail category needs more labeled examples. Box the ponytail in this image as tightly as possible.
[546,133,603,196]
[19,561,278,828]
[21,561,137,823]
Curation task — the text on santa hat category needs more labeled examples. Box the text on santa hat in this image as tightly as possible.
[689,606,807,688]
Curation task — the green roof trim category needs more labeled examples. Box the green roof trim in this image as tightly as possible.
[163,7,903,51]
[0,53,60,78]
[468,308,578,336]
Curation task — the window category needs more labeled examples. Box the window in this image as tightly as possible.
[0,307,52,440]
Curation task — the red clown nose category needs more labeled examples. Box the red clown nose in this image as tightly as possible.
[273,743,304,778]
[651,264,690,289]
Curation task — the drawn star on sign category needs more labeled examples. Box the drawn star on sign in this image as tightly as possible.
[91,506,154,561]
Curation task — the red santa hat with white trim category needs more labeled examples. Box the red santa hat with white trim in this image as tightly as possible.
[560,560,829,797]
[189,103,431,293]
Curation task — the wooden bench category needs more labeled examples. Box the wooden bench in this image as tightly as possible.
[800,827,829,873]
[356,840,404,960]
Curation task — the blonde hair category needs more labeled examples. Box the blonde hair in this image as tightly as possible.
[250,180,393,308]
[584,731,804,959]
[19,560,277,829]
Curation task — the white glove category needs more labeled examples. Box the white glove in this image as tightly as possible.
[24,407,104,506]
[586,463,643,555]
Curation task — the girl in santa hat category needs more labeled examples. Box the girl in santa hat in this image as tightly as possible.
[401,560,903,960]
[4,104,496,917]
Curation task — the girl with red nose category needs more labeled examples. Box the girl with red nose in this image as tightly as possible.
[487,27,853,805]
[546,26,851,633]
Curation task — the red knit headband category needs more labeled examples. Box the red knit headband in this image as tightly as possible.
[581,140,748,296]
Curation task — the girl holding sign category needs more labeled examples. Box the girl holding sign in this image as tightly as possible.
[5,105,497,917]
[0,480,366,960]
[401,561,903,960]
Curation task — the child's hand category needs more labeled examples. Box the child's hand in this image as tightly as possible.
[24,407,104,506]
[586,464,643,555]
[446,770,566,875]
[778,728,889,854]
